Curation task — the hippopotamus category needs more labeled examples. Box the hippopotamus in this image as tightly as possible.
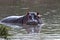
[0,12,44,33]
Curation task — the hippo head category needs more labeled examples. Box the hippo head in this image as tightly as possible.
[26,12,42,25]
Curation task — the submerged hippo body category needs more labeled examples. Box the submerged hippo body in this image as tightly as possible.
[0,12,44,33]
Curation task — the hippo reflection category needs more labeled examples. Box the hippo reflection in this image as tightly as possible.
[0,12,44,33]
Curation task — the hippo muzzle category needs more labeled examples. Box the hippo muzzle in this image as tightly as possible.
[26,20,38,25]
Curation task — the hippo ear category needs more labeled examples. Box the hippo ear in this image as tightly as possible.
[26,12,29,15]
[37,12,42,17]
[37,12,39,15]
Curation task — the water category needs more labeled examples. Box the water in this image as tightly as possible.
[0,0,60,40]
[41,34,60,40]
[1,33,60,40]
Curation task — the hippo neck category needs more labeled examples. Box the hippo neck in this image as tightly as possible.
[16,15,28,24]
[22,15,28,24]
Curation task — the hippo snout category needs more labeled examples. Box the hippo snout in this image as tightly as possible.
[26,20,38,25]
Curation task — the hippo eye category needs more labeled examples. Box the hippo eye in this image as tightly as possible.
[36,16,40,18]
[29,16,32,19]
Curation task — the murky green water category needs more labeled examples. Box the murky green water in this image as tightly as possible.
[0,0,60,40]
